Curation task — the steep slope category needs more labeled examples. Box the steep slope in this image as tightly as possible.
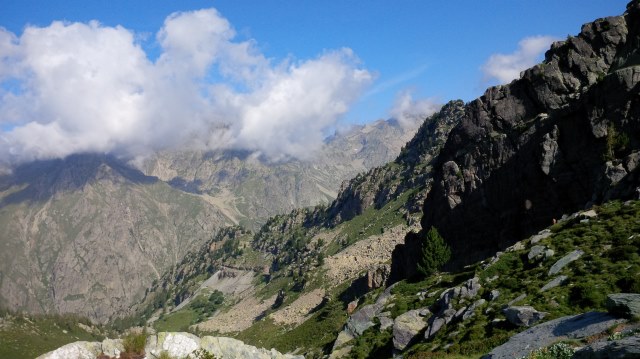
[118,100,461,357]
[0,154,231,322]
[396,1,640,277]
[139,118,420,229]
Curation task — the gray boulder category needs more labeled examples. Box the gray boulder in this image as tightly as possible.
[36,342,101,359]
[540,275,568,292]
[548,250,584,275]
[528,245,547,261]
[484,312,624,359]
[606,293,640,319]
[503,306,547,327]
[573,335,640,359]
[392,309,428,351]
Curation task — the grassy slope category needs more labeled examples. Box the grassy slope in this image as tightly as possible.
[344,199,640,358]
[0,314,103,359]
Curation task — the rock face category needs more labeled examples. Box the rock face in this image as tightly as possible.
[325,101,463,225]
[573,335,640,359]
[37,332,303,359]
[395,1,640,275]
[606,293,640,319]
[484,312,624,359]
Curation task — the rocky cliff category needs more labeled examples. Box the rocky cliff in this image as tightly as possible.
[395,1,640,277]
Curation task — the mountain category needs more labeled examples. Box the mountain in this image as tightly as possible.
[0,117,419,323]
[394,0,640,278]
[11,2,640,359]
[0,154,231,322]
[138,118,420,229]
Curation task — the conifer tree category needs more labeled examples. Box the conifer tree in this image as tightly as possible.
[417,226,451,277]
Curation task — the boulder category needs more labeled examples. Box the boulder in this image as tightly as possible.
[540,275,568,292]
[528,245,547,262]
[393,309,428,351]
[548,250,584,275]
[462,299,486,320]
[530,230,552,244]
[100,338,123,357]
[346,304,379,336]
[484,312,624,359]
[503,306,547,327]
[489,290,500,301]
[606,293,640,319]
[36,342,101,359]
[366,264,391,290]
[38,333,303,359]
[200,336,303,359]
[573,335,640,359]
[146,332,200,358]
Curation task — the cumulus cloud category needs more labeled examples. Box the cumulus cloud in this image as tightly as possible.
[0,9,373,164]
[481,35,558,84]
[388,91,440,128]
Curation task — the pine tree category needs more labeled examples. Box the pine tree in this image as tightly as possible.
[417,226,451,278]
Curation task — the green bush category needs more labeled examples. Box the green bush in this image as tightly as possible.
[417,227,452,278]
[569,282,605,308]
[524,342,574,359]
[193,349,218,359]
[122,331,146,354]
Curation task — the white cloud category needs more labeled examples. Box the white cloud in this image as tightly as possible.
[481,35,558,84]
[0,9,372,164]
[388,90,440,128]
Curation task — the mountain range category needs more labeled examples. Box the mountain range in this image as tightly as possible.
[4,1,640,359]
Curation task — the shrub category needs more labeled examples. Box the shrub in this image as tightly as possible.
[193,348,218,359]
[417,227,452,278]
[524,342,574,359]
[122,331,146,355]
[569,282,605,308]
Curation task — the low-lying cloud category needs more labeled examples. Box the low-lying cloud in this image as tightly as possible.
[481,35,558,84]
[0,9,373,164]
[388,91,440,128]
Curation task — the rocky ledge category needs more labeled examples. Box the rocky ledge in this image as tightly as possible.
[37,332,303,359]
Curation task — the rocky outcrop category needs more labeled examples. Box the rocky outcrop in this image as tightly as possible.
[484,312,625,359]
[573,335,640,359]
[37,332,303,359]
[326,100,463,225]
[392,309,429,351]
[606,293,640,319]
[395,1,640,275]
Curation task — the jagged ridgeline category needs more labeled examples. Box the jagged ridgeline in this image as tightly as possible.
[395,0,640,278]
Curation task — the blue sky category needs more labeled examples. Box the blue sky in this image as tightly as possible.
[0,0,629,162]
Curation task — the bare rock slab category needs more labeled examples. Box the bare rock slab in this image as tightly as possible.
[483,312,624,359]
[606,293,640,319]
[392,309,428,351]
